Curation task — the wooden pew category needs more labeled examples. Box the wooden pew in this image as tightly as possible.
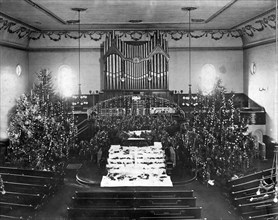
[241,202,278,218]
[3,181,52,195]
[0,173,58,185]
[227,168,278,219]
[0,166,64,187]
[227,168,274,186]
[71,197,197,208]
[0,215,25,219]
[138,197,196,208]
[0,201,36,219]
[135,207,202,219]
[0,201,38,211]
[0,166,61,178]
[248,211,278,219]
[67,207,133,219]
[234,190,275,205]
[231,175,273,193]
[135,190,194,198]
[0,205,13,215]
[231,186,259,198]
[0,191,46,206]
[238,198,274,214]
[140,218,204,220]
[75,189,194,199]
[0,167,64,219]
[67,206,202,220]
[70,188,201,219]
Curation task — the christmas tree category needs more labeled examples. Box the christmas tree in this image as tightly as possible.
[187,80,256,183]
[7,69,76,172]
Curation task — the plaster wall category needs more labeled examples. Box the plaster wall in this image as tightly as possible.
[27,36,244,94]
[243,43,276,139]
[0,46,29,139]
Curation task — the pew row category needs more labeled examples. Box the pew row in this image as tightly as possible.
[0,166,64,219]
[75,189,194,198]
[71,197,197,208]
[67,207,202,220]
[228,166,277,219]
[68,188,202,220]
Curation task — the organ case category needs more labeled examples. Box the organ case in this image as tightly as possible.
[103,32,170,91]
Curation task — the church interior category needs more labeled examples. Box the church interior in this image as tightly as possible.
[1,0,278,219]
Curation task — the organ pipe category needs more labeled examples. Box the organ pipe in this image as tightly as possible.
[103,32,169,90]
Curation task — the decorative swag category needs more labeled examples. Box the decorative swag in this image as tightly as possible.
[0,14,276,41]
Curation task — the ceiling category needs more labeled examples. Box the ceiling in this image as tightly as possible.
[0,0,276,32]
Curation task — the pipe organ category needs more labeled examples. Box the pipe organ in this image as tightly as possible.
[103,31,170,91]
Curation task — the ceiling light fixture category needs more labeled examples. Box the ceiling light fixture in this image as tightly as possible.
[275,0,278,142]
[182,7,196,106]
[191,18,205,23]
[71,8,87,96]
[67,20,79,24]
[128,19,143,23]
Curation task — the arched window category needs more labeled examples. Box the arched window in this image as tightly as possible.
[199,64,218,95]
[58,65,74,97]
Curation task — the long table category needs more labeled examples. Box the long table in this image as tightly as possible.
[101,142,172,187]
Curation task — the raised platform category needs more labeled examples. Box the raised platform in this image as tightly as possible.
[76,163,102,186]
[76,162,198,187]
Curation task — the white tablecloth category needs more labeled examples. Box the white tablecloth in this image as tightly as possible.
[101,142,173,187]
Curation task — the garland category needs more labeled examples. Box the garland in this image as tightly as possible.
[0,14,275,41]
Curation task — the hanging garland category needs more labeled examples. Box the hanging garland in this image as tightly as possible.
[0,14,276,41]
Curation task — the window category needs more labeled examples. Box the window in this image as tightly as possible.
[58,65,75,97]
[199,64,218,95]
[15,64,22,76]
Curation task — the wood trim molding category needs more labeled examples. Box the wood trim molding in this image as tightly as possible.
[205,0,238,23]
[169,46,242,51]
[24,0,67,25]
[243,37,276,50]
[27,47,101,52]
[1,43,244,52]
[2,40,274,52]
[0,40,27,51]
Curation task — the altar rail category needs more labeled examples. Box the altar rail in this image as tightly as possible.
[90,94,178,116]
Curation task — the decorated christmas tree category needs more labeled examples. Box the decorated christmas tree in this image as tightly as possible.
[7,69,76,172]
[187,80,256,183]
